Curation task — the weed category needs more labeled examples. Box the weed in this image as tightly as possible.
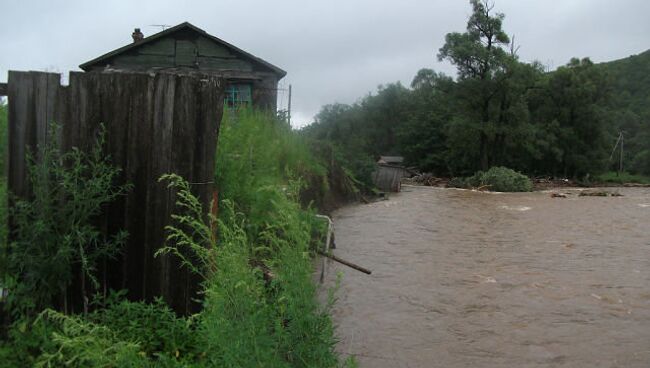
[2,124,131,318]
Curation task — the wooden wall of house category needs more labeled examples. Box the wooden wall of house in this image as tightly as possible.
[6,70,224,315]
[86,30,279,111]
[252,75,279,111]
[89,31,255,72]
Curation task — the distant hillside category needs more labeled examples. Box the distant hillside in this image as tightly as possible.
[596,49,650,174]
[598,49,650,113]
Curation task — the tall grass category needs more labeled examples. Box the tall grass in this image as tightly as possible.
[0,111,350,367]
[215,110,328,235]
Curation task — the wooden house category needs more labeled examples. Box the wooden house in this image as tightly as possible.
[79,22,286,110]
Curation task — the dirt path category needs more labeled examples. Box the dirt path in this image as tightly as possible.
[323,186,650,367]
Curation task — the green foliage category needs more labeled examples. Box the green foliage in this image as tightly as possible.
[215,110,328,234]
[88,291,198,360]
[302,84,412,184]
[0,314,59,367]
[2,124,131,319]
[160,174,341,367]
[529,58,612,177]
[35,309,147,368]
[211,110,345,366]
[477,166,533,192]
[595,171,650,184]
[596,50,650,176]
[1,167,345,367]
[450,166,532,192]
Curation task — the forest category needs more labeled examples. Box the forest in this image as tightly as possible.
[302,0,650,184]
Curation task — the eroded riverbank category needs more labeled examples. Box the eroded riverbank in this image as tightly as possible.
[323,186,650,367]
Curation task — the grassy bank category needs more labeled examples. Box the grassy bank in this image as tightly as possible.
[594,171,650,185]
[0,108,355,367]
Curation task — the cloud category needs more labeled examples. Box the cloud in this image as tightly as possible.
[1,0,649,127]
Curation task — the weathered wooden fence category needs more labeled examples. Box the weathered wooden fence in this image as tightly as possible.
[6,70,224,314]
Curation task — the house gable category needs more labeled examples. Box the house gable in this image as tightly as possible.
[79,22,285,78]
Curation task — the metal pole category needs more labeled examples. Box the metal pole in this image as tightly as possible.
[287,84,292,126]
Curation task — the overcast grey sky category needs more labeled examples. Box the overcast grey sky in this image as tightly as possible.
[1,0,649,127]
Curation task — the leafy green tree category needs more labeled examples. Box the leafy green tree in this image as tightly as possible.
[438,0,513,171]
[397,69,453,174]
[530,58,612,177]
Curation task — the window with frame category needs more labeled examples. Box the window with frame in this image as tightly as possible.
[225,83,252,108]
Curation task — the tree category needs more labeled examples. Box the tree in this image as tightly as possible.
[438,0,513,170]
[529,58,612,177]
[397,70,454,174]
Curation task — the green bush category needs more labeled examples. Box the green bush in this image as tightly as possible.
[478,167,533,192]
[88,292,198,360]
[215,110,328,237]
[2,124,131,319]
[160,174,341,367]
[449,166,533,192]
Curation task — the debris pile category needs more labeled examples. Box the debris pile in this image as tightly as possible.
[404,173,449,187]
[579,190,623,197]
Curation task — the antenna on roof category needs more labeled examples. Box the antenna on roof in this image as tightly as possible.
[149,24,172,31]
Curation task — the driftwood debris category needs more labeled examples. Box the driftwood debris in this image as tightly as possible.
[317,250,372,275]
[579,190,623,197]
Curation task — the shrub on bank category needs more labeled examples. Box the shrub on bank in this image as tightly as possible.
[449,166,533,192]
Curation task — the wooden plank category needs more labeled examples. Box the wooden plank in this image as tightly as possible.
[188,74,224,313]
[112,54,175,69]
[144,73,176,302]
[34,72,49,154]
[171,74,199,313]
[197,36,234,58]
[121,72,149,297]
[175,40,197,66]
[7,71,34,199]
[196,56,253,71]
[138,37,175,56]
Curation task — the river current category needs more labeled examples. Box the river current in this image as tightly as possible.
[322,186,650,367]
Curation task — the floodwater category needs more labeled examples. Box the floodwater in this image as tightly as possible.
[322,186,650,367]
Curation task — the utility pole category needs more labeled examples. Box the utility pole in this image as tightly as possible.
[619,132,624,175]
[609,131,625,176]
[287,84,292,126]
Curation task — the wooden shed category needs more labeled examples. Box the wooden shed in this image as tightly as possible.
[79,22,286,111]
[373,156,411,192]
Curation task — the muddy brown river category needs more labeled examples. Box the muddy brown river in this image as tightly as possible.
[322,186,650,367]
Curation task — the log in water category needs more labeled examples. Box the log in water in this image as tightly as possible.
[322,186,650,367]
